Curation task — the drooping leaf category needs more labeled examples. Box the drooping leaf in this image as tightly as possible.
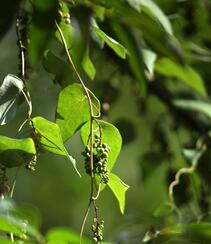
[32,116,80,176]
[80,120,122,172]
[155,58,207,97]
[173,100,211,118]
[131,0,173,35]
[92,19,126,59]
[56,83,100,141]
[0,74,24,125]
[46,227,92,244]
[108,173,129,214]
[0,136,36,168]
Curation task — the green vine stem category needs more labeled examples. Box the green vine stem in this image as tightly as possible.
[55,21,100,243]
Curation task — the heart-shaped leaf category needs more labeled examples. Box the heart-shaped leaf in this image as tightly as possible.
[56,83,100,141]
[0,74,24,125]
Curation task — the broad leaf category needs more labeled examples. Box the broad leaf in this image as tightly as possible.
[173,100,211,118]
[56,83,100,141]
[155,58,207,97]
[80,120,122,172]
[32,116,80,176]
[47,227,91,244]
[92,19,126,59]
[0,75,24,125]
[108,173,129,214]
[0,136,36,168]
[153,202,173,217]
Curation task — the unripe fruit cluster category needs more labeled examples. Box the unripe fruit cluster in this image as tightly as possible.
[82,134,110,184]
[91,220,104,243]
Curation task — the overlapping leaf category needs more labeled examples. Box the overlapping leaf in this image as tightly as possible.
[32,116,80,176]
[56,83,100,141]
[0,136,36,168]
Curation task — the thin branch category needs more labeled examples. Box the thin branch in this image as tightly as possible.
[55,21,98,243]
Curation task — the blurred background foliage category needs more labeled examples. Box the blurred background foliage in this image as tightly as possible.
[1,0,211,243]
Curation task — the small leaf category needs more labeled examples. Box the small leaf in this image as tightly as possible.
[108,173,129,214]
[0,136,36,168]
[92,19,126,59]
[155,58,207,97]
[173,100,211,118]
[46,227,91,244]
[56,83,100,141]
[142,49,157,80]
[32,116,80,176]
[80,120,122,172]
[0,75,24,125]
[82,51,96,80]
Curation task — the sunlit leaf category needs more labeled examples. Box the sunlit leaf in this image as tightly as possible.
[32,116,80,176]
[56,83,100,141]
[0,136,36,168]
[155,58,207,97]
[0,75,24,125]
[92,19,126,59]
[108,173,129,214]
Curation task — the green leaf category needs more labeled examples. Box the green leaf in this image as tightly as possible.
[0,74,24,125]
[0,136,36,168]
[108,173,129,214]
[32,116,80,176]
[56,83,100,141]
[155,58,207,97]
[173,100,211,118]
[92,19,126,59]
[139,0,173,35]
[82,51,96,80]
[80,120,122,172]
[43,50,75,88]
[142,49,157,80]
[0,214,43,243]
[46,227,92,244]
[153,202,173,217]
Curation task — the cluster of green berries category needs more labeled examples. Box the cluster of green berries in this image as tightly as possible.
[91,220,104,243]
[82,134,111,184]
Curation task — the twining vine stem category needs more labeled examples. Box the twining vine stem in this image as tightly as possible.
[55,21,100,243]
